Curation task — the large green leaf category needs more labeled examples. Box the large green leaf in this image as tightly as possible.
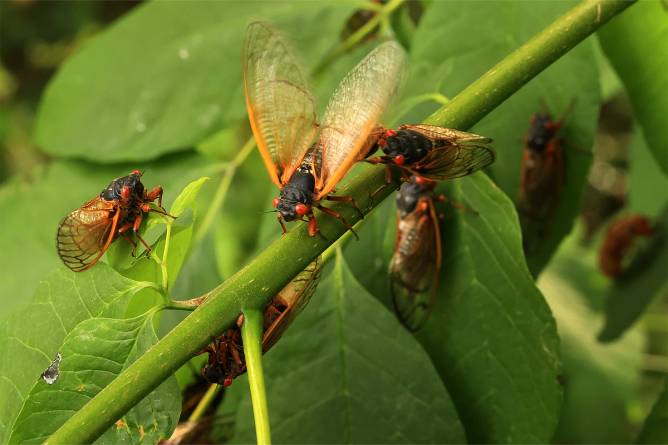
[34,2,355,161]
[0,265,151,444]
[231,254,465,444]
[9,313,180,444]
[598,1,668,175]
[539,234,643,443]
[404,0,599,275]
[637,380,668,444]
[418,173,562,443]
[0,153,212,315]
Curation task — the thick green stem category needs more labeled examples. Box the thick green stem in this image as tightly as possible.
[241,309,272,445]
[45,1,634,443]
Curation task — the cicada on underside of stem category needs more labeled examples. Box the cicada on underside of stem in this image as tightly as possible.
[56,170,172,272]
[201,259,322,387]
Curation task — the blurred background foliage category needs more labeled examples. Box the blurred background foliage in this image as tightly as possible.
[0,1,666,443]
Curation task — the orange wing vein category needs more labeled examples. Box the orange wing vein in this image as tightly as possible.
[243,22,318,187]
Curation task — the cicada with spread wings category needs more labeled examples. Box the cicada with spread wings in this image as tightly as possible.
[244,21,405,236]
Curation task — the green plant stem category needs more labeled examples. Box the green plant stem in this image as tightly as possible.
[426,0,634,129]
[45,1,634,443]
[241,309,272,445]
[188,383,221,422]
[196,136,256,243]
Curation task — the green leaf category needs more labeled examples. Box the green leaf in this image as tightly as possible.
[539,233,643,443]
[9,313,180,444]
[415,173,563,443]
[628,129,668,219]
[598,1,668,175]
[0,265,151,444]
[169,176,209,218]
[232,254,465,444]
[637,380,668,444]
[0,154,211,315]
[34,2,354,162]
[405,0,599,275]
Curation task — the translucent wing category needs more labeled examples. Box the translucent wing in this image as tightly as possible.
[402,124,495,181]
[243,22,318,186]
[390,197,441,331]
[56,197,120,272]
[262,257,322,351]
[315,41,405,197]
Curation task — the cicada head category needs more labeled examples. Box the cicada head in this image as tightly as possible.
[274,167,315,221]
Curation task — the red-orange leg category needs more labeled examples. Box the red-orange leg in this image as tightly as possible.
[146,186,164,207]
[316,204,359,240]
[325,194,365,220]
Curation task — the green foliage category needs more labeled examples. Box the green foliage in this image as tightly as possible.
[0,266,152,444]
[10,314,180,444]
[34,2,353,162]
[598,1,668,175]
[403,0,599,276]
[0,0,665,444]
[637,379,668,444]
[231,254,466,444]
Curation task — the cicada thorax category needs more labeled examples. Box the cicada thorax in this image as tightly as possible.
[378,128,435,167]
[390,177,441,331]
[201,327,246,388]
[274,157,317,223]
[598,214,654,278]
[201,259,322,386]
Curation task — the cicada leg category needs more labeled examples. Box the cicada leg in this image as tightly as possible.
[315,204,359,240]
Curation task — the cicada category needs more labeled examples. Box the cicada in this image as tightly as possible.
[244,22,405,236]
[517,106,571,222]
[56,170,168,272]
[202,259,322,387]
[389,176,442,331]
[366,125,495,182]
[599,214,653,278]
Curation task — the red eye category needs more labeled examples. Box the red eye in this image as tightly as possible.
[131,169,141,176]
[223,377,233,387]
[295,204,310,216]
[418,201,429,212]
[272,197,280,208]
[394,154,405,166]
[385,129,397,138]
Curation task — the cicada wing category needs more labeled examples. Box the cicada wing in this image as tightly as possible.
[243,22,318,186]
[262,257,322,352]
[315,41,405,197]
[389,198,441,331]
[402,124,495,181]
[56,197,120,272]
